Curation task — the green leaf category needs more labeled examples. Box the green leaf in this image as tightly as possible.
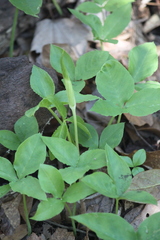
[102,4,132,41]
[104,0,134,11]
[135,81,160,91]
[14,134,46,179]
[47,95,67,120]
[14,115,39,142]
[59,166,89,185]
[121,190,157,205]
[42,137,79,167]
[96,60,134,107]
[105,144,132,196]
[125,88,160,116]
[75,50,111,80]
[78,123,99,149]
[77,2,102,13]
[99,123,124,149]
[52,122,67,139]
[25,105,40,117]
[9,0,42,17]
[121,156,134,167]
[31,198,64,221]
[74,92,99,102]
[0,157,17,182]
[69,9,103,41]
[50,45,75,81]
[91,99,123,117]
[38,164,64,198]
[63,182,95,203]
[132,167,144,176]
[0,130,20,150]
[78,149,106,169]
[82,172,118,198]
[10,176,47,200]
[132,149,146,167]
[71,213,137,240]
[0,185,11,198]
[30,65,55,98]
[137,212,160,240]
[128,42,158,83]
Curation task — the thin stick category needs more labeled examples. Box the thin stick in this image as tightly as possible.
[9,8,19,57]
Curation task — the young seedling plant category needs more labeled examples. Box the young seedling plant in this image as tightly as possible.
[1,0,160,239]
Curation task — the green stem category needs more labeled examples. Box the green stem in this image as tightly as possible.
[65,203,77,236]
[71,106,79,152]
[9,7,19,57]
[23,194,32,235]
[100,41,104,51]
[48,108,63,125]
[117,114,122,124]
[115,198,119,215]
[107,116,115,126]
[51,0,63,15]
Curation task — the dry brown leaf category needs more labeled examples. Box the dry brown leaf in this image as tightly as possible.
[50,228,75,240]
[143,14,160,33]
[129,169,160,200]
[27,232,46,240]
[2,224,27,240]
[124,113,153,126]
[31,18,92,56]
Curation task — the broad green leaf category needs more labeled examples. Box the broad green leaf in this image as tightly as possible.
[0,157,17,181]
[72,213,137,240]
[75,50,112,80]
[14,115,39,142]
[121,156,133,167]
[78,123,99,149]
[9,0,42,17]
[59,166,89,185]
[128,42,158,83]
[96,60,134,107]
[14,134,46,179]
[132,167,144,176]
[74,92,99,102]
[52,122,67,139]
[50,45,75,81]
[0,184,11,198]
[82,172,118,198]
[25,105,40,117]
[91,99,123,117]
[135,81,160,91]
[104,0,134,11]
[129,169,160,193]
[77,2,102,13]
[121,190,157,205]
[63,182,95,203]
[38,164,64,198]
[0,130,20,150]
[99,123,124,149]
[31,198,64,221]
[125,88,160,116]
[137,212,160,240]
[94,0,105,4]
[78,149,106,169]
[105,144,132,196]
[42,137,79,167]
[133,149,146,167]
[69,9,103,41]
[30,65,55,98]
[10,176,47,200]
[103,4,132,41]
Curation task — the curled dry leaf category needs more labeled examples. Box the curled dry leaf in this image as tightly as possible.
[129,169,160,199]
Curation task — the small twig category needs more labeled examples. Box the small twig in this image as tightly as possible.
[129,122,155,151]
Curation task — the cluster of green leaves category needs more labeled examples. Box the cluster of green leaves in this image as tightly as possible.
[69,0,134,43]
[1,0,160,239]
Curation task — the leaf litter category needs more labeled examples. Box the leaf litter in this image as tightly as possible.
[1,0,160,239]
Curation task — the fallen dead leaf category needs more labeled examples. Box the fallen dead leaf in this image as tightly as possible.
[50,228,75,240]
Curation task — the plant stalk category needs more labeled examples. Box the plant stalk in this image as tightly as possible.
[115,198,119,215]
[117,114,122,124]
[51,0,63,15]
[23,194,32,235]
[71,106,79,152]
[9,7,19,57]
[65,203,77,236]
